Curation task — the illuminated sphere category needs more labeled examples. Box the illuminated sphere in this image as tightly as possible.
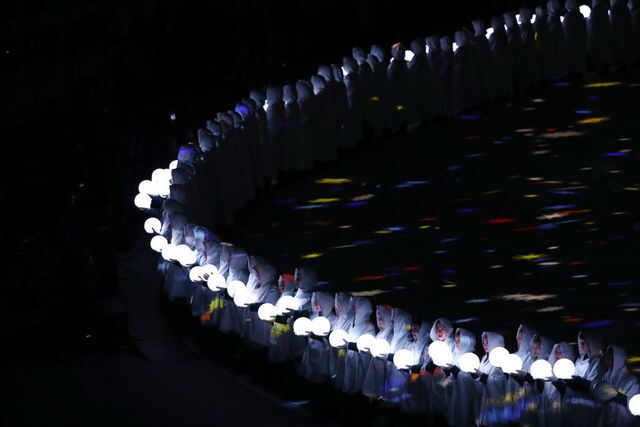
[371,339,392,358]
[553,358,576,380]
[275,295,297,315]
[200,264,218,277]
[189,266,204,282]
[233,287,251,308]
[329,329,349,348]
[207,272,226,291]
[169,160,178,170]
[356,334,376,352]
[502,354,524,374]
[226,279,245,297]
[258,303,277,321]
[579,5,591,19]
[161,244,178,261]
[531,14,537,24]
[393,349,414,369]
[156,182,171,198]
[530,359,553,380]
[311,316,331,336]
[293,317,313,336]
[152,168,170,183]
[150,235,168,252]
[489,347,509,368]
[429,341,454,367]
[134,193,152,210]
[404,50,415,62]
[459,352,481,373]
[176,245,197,267]
[144,217,162,234]
[628,394,640,416]
[139,180,156,196]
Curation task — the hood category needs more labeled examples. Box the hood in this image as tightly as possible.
[295,80,314,100]
[216,112,234,129]
[410,38,426,56]
[234,102,251,120]
[331,64,344,82]
[426,36,440,52]
[414,320,432,351]
[519,7,533,22]
[549,342,576,363]
[492,16,507,33]
[370,45,386,63]
[565,0,578,11]
[203,240,220,266]
[229,247,248,272]
[536,5,548,18]
[294,267,317,291]
[206,120,222,137]
[266,85,283,103]
[229,111,243,128]
[310,75,327,95]
[278,273,296,296]
[504,12,518,28]
[548,0,562,16]
[352,47,367,65]
[283,85,297,104]
[335,292,353,317]
[592,0,607,7]
[171,167,189,185]
[516,324,538,357]
[440,36,453,52]
[218,242,233,276]
[353,297,373,323]
[530,335,555,361]
[311,291,335,317]
[249,89,266,107]
[257,262,277,287]
[376,305,393,331]
[430,318,454,343]
[317,65,333,82]
[197,128,215,151]
[342,56,358,75]
[454,30,469,46]
[472,20,486,36]
[177,145,198,164]
[241,98,257,115]
[482,331,506,352]
[390,308,413,351]
[578,331,604,358]
[455,328,477,353]
[606,345,628,376]
[192,226,208,248]
[390,42,405,60]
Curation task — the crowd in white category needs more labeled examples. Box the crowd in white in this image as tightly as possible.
[134,1,640,425]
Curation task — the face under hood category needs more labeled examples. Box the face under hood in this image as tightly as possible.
[197,128,215,151]
[482,331,505,353]
[206,120,222,137]
[331,64,344,82]
[547,0,562,16]
[390,308,412,351]
[455,328,477,354]
[454,30,469,47]
[353,297,373,324]
[516,324,538,355]
[370,45,386,63]
[578,331,604,358]
[310,75,327,95]
[430,318,454,343]
[342,57,358,75]
[229,111,244,128]
[439,36,453,52]
[414,320,432,350]
[229,247,248,272]
[249,89,266,106]
[592,0,607,8]
[218,242,233,275]
[177,145,198,164]
[170,168,189,185]
[536,5,548,18]
[266,85,283,104]
[295,267,317,291]
[295,80,314,100]
[241,98,257,115]
[492,16,507,33]
[606,345,628,375]
[335,292,353,317]
[317,65,333,82]
[504,12,517,28]
[278,274,296,296]
[376,305,393,331]
[204,240,221,266]
[426,36,441,52]
[530,335,555,361]
[352,47,367,65]
[283,85,298,104]
[256,263,277,289]
[410,38,425,56]
[519,7,533,22]
[234,102,251,120]
[390,42,405,60]
[549,341,576,364]
[311,291,335,317]
[565,0,578,11]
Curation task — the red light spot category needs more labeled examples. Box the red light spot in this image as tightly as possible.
[400,266,422,272]
[421,217,437,221]
[546,128,557,133]
[353,275,387,282]
[486,218,516,224]
[569,260,587,266]
[514,226,537,232]
[563,317,585,323]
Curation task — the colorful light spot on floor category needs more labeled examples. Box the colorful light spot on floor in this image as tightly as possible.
[499,293,557,302]
[307,198,340,203]
[575,110,593,114]
[562,316,585,323]
[294,204,328,210]
[605,151,628,157]
[353,275,387,282]
[419,225,432,229]
[525,194,539,198]
[345,201,369,207]
[458,114,480,120]
[485,218,516,225]
[624,187,639,191]
[537,306,564,313]
[490,265,503,269]
[582,319,614,328]
[466,298,492,304]
[513,253,547,261]
[375,230,392,235]
[577,116,610,125]
[301,252,323,259]
[584,81,622,88]
[352,194,376,201]
[315,178,352,184]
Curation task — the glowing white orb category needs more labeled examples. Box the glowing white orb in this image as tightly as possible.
[560,16,565,24]
[452,42,459,53]
[628,394,640,416]
[429,341,454,367]
[226,279,244,297]
[425,45,430,54]
[329,329,349,348]
[371,338,391,358]
[134,193,152,210]
[139,180,156,196]
[356,333,376,352]
[169,160,178,170]
[233,287,251,308]
[485,28,495,39]
[341,66,349,76]
[161,244,178,261]
[152,168,171,183]
[156,182,171,198]
[530,359,553,379]
[176,245,197,267]
[206,272,226,291]
[553,358,576,379]
[258,303,277,321]
[579,5,591,19]
[144,217,162,234]
[516,14,521,23]
[489,347,509,368]
[275,295,297,315]
[532,14,537,24]
[311,316,331,336]
[503,353,524,374]
[200,264,218,277]
[189,266,204,282]
[150,235,168,252]
[293,317,313,336]
[404,50,415,62]
[393,349,414,369]
[460,352,481,373]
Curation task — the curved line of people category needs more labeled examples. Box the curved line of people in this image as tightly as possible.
[140,1,640,426]
[155,0,640,233]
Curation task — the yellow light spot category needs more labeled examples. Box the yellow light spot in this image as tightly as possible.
[513,253,547,261]
[370,96,380,102]
[534,32,538,41]
[490,265,503,269]
[396,104,406,111]
[351,289,392,297]
[627,356,640,363]
[525,194,539,198]
[307,198,340,203]
[315,178,352,184]
[301,253,323,259]
[584,81,622,88]
[499,293,557,302]
[352,194,376,201]
[375,230,392,235]
[537,306,564,313]
[576,116,610,125]
[419,225,432,229]
[624,187,639,191]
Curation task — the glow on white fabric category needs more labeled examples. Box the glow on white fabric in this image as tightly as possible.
[485,28,494,39]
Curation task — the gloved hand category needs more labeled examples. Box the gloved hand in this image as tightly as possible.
[449,365,461,379]
[552,380,567,396]
[566,376,591,393]
[347,342,358,351]
[479,373,489,384]
[611,392,627,406]
[424,360,436,375]
[387,353,395,363]
[536,379,545,394]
